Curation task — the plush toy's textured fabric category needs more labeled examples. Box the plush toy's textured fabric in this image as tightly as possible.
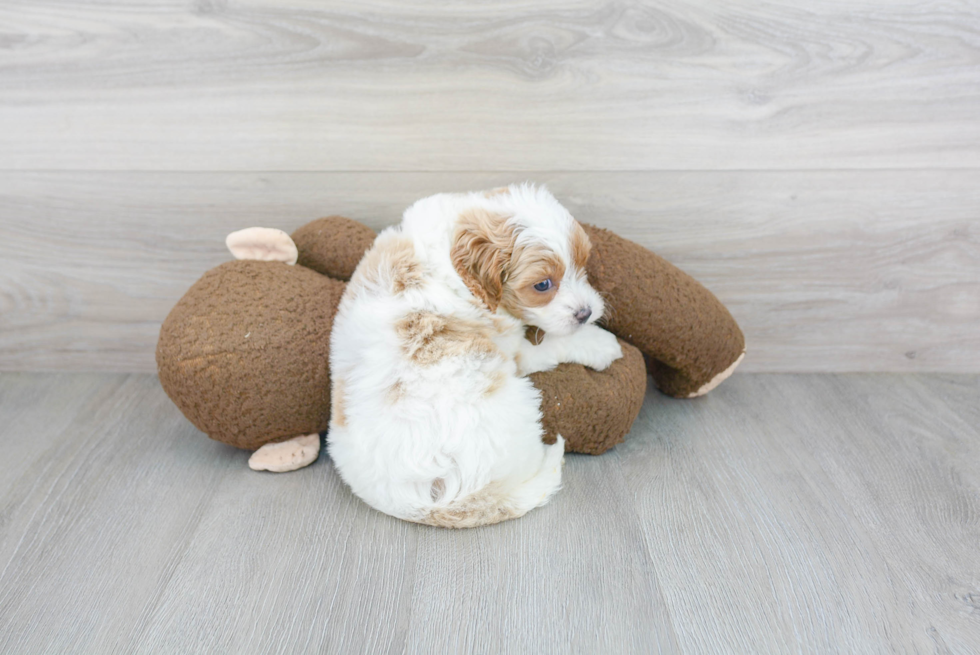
[530,338,646,455]
[157,260,646,455]
[156,260,344,449]
[292,216,377,281]
[157,215,743,458]
[582,224,746,398]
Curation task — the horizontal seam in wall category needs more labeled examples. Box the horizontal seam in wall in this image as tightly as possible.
[2,167,980,174]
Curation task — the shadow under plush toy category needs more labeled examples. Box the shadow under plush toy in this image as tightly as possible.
[157,204,744,473]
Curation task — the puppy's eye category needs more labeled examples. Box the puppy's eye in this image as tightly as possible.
[533,279,553,292]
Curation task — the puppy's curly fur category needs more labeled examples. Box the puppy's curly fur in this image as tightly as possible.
[328,184,623,527]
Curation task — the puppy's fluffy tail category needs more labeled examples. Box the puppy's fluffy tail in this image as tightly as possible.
[418,437,565,529]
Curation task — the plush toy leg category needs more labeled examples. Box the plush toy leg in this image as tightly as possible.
[583,224,746,398]
[687,351,745,398]
[248,433,320,472]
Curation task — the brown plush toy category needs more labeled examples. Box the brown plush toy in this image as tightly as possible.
[157,215,743,472]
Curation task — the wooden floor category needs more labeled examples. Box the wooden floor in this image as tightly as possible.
[2,372,978,653]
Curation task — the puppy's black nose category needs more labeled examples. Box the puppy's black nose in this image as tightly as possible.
[575,307,592,324]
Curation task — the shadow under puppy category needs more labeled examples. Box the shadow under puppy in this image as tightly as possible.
[328,184,624,528]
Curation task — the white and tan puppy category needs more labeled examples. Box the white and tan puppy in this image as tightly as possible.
[328,184,623,528]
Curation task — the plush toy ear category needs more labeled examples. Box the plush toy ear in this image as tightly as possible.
[226,227,299,265]
[450,209,514,313]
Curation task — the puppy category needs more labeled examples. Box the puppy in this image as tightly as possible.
[328,184,623,528]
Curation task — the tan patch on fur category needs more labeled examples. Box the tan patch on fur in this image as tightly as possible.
[331,377,347,427]
[499,244,565,319]
[451,208,516,312]
[348,233,423,298]
[482,186,510,198]
[385,380,405,404]
[570,222,592,270]
[430,478,446,502]
[484,371,506,397]
[396,311,497,366]
[420,482,522,529]
[347,246,384,296]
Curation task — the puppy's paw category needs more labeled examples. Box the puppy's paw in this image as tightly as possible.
[575,326,623,371]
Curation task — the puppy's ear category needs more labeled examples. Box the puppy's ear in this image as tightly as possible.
[570,221,592,269]
[451,209,514,313]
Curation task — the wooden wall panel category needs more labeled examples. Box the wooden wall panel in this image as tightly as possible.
[2,171,976,372]
[1,1,978,371]
[0,1,978,171]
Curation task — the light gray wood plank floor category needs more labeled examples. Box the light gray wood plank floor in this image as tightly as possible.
[1,372,978,653]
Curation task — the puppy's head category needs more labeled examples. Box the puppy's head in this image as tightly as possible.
[451,185,604,336]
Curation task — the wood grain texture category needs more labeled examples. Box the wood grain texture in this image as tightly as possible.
[1,372,979,653]
[2,170,977,372]
[0,0,978,171]
[0,373,240,652]
[403,451,679,654]
[617,374,980,653]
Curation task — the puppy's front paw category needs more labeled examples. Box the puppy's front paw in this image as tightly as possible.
[577,327,623,371]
